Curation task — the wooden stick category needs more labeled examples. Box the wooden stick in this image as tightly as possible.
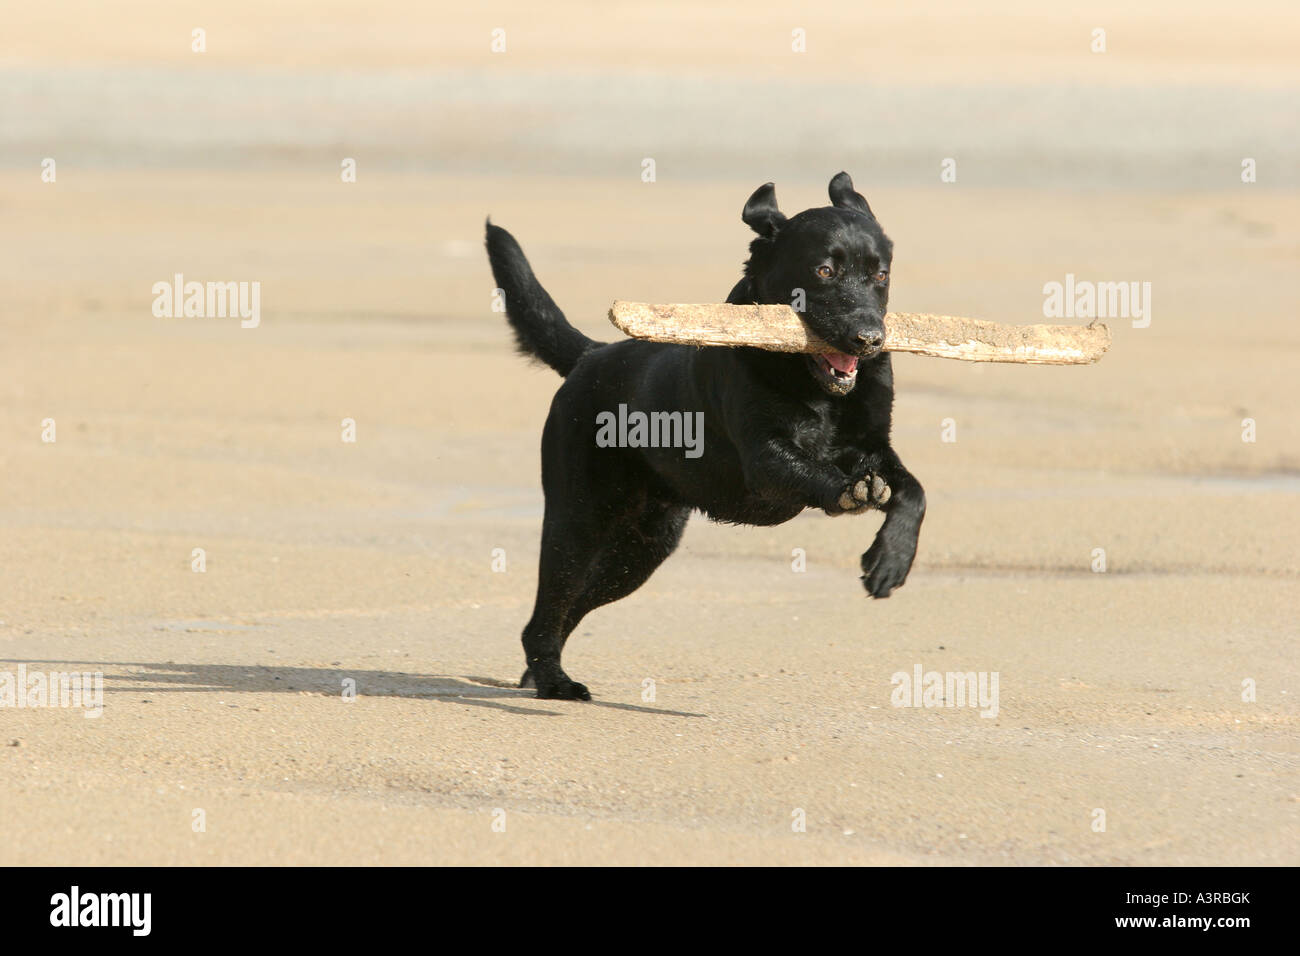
[609,301,1111,365]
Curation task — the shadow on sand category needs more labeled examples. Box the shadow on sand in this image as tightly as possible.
[5,660,707,719]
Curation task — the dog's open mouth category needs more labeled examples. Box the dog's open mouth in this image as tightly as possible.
[808,351,860,395]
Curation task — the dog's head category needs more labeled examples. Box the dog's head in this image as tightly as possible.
[739,172,893,396]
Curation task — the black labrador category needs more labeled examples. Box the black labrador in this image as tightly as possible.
[484,172,925,700]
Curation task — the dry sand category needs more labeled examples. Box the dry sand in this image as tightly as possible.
[1,2,1297,865]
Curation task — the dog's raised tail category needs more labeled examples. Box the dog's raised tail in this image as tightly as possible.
[484,220,599,377]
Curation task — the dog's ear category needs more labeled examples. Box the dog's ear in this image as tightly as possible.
[741,183,787,239]
[828,171,874,218]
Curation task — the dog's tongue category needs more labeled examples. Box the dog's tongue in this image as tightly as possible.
[824,352,859,374]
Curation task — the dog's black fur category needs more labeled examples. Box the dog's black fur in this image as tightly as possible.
[484,172,925,700]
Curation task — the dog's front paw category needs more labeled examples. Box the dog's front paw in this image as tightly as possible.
[857,473,891,508]
[824,474,891,516]
[860,526,916,599]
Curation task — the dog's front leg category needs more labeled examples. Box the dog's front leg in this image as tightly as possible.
[855,447,926,598]
[742,438,855,514]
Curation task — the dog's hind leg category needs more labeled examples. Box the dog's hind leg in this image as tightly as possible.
[560,502,689,649]
[519,508,602,701]
[518,396,613,701]
[521,501,689,699]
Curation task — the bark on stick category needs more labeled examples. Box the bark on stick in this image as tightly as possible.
[608,301,1111,365]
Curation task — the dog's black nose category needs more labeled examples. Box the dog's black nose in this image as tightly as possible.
[856,329,884,350]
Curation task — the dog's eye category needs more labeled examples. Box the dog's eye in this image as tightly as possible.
[874,271,889,282]
[815,264,834,279]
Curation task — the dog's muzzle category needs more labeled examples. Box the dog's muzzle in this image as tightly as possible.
[809,350,860,395]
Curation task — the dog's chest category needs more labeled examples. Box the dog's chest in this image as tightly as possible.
[791,403,849,456]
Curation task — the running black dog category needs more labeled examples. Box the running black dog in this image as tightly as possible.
[484,172,925,700]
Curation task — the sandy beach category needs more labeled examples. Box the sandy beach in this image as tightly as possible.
[1,2,1297,865]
